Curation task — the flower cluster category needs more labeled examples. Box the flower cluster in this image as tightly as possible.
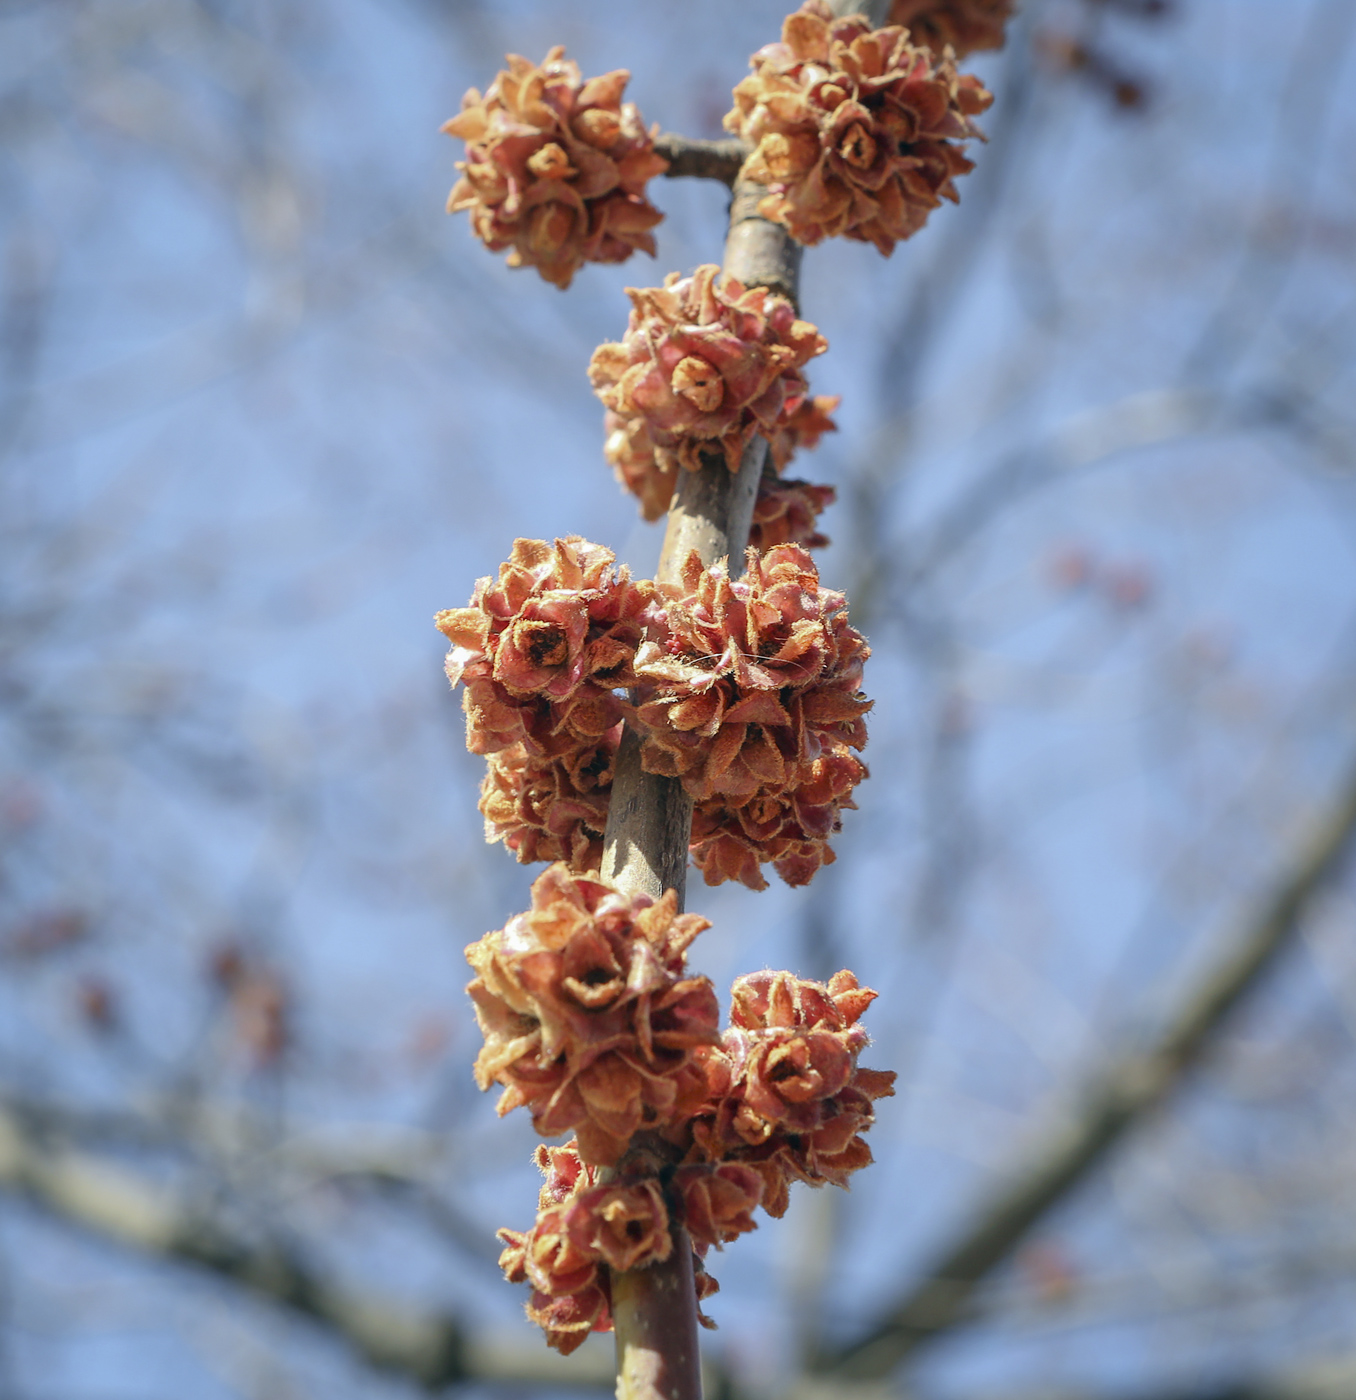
[749,476,837,552]
[495,1138,767,1353]
[466,864,719,1165]
[689,741,866,890]
[633,545,871,888]
[725,0,993,254]
[497,1143,671,1354]
[478,933,894,1349]
[681,969,897,1217]
[438,537,654,869]
[438,537,871,890]
[750,392,840,552]
[765,392,839,476]
[606,392,839,554]
[887,0,1015,58]
[590,264,828,483]
[478,735,616,873]
[444,47,668,289]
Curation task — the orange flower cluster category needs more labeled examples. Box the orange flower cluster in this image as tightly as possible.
[495,1140,766,1353]
[590,265,828,493]
[749,476,837,552]
[480,954,893,1349]
[437,537,872,888]
[437,538,655,871]
[725,0,993,254]
[605,388,839,538]
[497,1143,668,1354]
[478,736,615,873]
[465,864,719,1165]
[751,392,840,551]
[444,47,668,289]
[682,969,897,1217]
[633,545,871,888]
[887,0,1015,58]
[765,391,839,475]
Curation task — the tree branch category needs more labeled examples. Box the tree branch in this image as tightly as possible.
[599,145,800,1400]
[600,6,894,1394]
[0,1099,616,1390]
[818,754,1356,1378]
[654,135,748,187]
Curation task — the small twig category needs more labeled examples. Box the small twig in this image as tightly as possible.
[654,134,748,187]
[817,753,1356,1379]
[0,1099,465,1388]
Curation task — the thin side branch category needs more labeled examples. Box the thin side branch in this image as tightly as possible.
[818,755,1356,1379]
[0,1099,469,1387]
[654,134,748,186]
[0,1101,629,1390]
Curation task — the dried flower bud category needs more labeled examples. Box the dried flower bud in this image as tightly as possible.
[606,390,837,527]
[764,393,839,475]
[497,1214,611,1355]
[682,969,896,1218]
[675,1162,764,1247]
[437,537,654,760]
[749,477,837,552]
[690,739,867,890]
[725,0,993,253]
[573,1179,673,1272]
[498,1141,682,1352]
[887,0,1015,58]
[629,546,870,886]
[604,411,677,522]
[479,733,618,872]
[589,265,827,478]
[466,864,720,1164]
[731,967,878,1031]
[445,48,668,288]
[693,1254,721,1329]
[535,1139,599,1208]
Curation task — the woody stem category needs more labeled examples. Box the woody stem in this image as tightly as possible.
[600,122,802,1400]
[598,178,802,905]
[602,6,879,1395]
[653,134,748,186]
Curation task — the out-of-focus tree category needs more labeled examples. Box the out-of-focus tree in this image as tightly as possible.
[3,1,1356,1397]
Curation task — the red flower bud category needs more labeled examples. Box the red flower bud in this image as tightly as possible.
[725,1,993,253]
[445,48,668,289]
[466,865,720,1164]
